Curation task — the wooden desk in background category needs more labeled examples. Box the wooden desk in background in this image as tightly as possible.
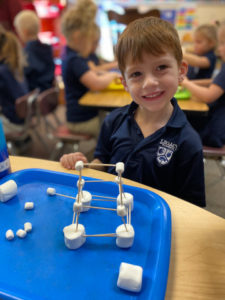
[79,90,209,114]
[10,156,225,300]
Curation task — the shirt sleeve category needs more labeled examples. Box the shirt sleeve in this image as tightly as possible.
[213,63,225,91]
[94,116,113,163]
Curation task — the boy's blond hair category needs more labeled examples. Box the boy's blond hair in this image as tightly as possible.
[115,17,183,76]
[0,26,26,80]
[14,10,40,37]
[195,24,217,49]
[61,0,97,41]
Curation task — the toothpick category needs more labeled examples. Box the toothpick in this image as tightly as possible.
[83,233,117,237]
[84,163,116,167]
[122,216,128,231]
[82,205,116,211]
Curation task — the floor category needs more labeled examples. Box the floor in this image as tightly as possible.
[9,104,225,220]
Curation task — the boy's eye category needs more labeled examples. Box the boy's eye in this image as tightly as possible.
[130,71,141,78]
[157,65,168,71]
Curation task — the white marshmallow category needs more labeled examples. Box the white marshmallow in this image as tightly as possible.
[115,162,124,175]
[16,229,27,238]
[117,262,143,292]
[75,160,84,171]
[63,224,86,249]
[73,201,82,213]
[117,205,127,217]
[116,224,135,248]
[76,191,92,212]
[0,180,17,202]
[47,187,56,195]
[24,222,32,232]
[115,176,123,184]
[5,229,14,240]
[117,193,134,211]
[77,178,85,188]
[24,202,34,210]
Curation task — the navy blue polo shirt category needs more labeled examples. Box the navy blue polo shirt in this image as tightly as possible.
[95,98,205,207]
[0,61,28,124]
[24,40,55,92]
[88,53,100,65]
[62,47,98,123]
[187,50,216,79]
[199,63,225,147]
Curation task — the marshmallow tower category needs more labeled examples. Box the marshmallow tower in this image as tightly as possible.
[117,262,143,292]
[63,224,86,249]
[0,180,17,202]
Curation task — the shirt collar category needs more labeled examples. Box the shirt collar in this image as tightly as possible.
[127,98,187,128]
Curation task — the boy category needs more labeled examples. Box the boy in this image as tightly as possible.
[14,10,55,92]
[60,17,205,207]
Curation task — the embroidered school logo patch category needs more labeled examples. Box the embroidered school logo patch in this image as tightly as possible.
[156,139,177,166]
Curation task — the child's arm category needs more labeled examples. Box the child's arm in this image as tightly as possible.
[60,152,106,172]
[80,70,120,91]
[183,52,211,68]
[181,76,224,104]
[88,60,118,72]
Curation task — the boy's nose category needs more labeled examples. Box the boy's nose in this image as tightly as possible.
[142,74,158,88]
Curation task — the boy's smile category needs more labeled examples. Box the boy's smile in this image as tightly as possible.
[121,51,187,117]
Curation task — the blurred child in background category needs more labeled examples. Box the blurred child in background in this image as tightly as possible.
[87,23,118,73]
[60,17,205,207]
[183,24,217,79]
[0,26,28,134]
[182,22,225,148]
[60,0,119,138]
[14,10,55,92]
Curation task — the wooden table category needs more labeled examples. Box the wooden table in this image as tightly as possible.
[10,156,225,300]
[79,90,209,114]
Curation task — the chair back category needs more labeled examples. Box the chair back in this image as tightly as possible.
[15,88,40,120]
[37,87,59,116]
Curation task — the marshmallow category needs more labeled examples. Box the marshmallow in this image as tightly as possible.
[115,176,123,184]
[24,222,32,232]
[16,229,27,238]
[5,229,14,240]
[117,262,143,292]
[117,205,127,217]
[116,224,134,248]
[76,191,92,212]
[63,224,86,250]
[47,187,56,195]
[24,202,34,210]
[77,178,85,188]
[117,193,134,211]
[73,201,82,213]
[0,180,17,202]
[75,160,84,171]
[115,162,124,175]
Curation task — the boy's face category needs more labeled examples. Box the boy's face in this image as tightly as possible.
[121,51,187,115]
[218,27,225,62]
[193,32,214,55]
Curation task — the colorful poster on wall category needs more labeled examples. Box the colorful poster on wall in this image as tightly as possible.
[161,9,176,25]
[176,7,196,30]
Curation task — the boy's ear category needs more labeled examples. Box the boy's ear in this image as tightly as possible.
[179,60,188,83]
[120,76,129,92]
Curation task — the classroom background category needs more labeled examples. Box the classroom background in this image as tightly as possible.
[1,0,225,219]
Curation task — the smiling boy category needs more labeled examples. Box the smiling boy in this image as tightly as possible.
[60,17,205,207]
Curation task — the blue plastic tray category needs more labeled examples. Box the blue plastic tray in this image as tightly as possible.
[0,169,171,300]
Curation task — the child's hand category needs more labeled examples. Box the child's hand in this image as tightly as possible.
[60,152,88,170]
